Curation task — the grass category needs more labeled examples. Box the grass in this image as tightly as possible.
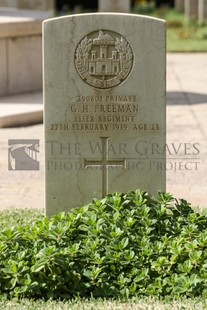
[167,26,207,52]
[0,209,44,230]
[132,5,207,52]
[0,297,207,309]
[0,207,207,308]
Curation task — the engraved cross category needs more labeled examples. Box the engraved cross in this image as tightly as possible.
[84,137,126,197]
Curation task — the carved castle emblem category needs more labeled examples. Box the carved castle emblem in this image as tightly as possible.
[75,29,134,89]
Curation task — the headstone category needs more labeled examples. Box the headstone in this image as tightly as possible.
[43,13,166,216]
[98,0,130,12]
[185,0,198,19]
[0,0,54,13]
[175,0,185,11]
[199,0,207,23]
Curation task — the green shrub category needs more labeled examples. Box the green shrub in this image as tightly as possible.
[0,190,207,300]
[167,20,183,28]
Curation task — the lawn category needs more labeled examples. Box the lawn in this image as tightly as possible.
[1,297,207,309]
[132,4,207,52]
[167,26,207,52]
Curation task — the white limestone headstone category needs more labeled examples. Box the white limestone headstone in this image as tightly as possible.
[175,0,185,11]
[98,0,130,12]
[43,13,166,216]
[199,0,207,23]
[185,0,198,19]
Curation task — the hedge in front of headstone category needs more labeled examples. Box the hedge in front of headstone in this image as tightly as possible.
[0,190,207,300]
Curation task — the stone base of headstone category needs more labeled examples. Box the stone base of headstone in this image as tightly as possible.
[0,0,54,13]
[0,9,51,95]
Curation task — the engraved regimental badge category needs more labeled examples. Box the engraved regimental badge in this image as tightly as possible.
[75,29,134,89]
